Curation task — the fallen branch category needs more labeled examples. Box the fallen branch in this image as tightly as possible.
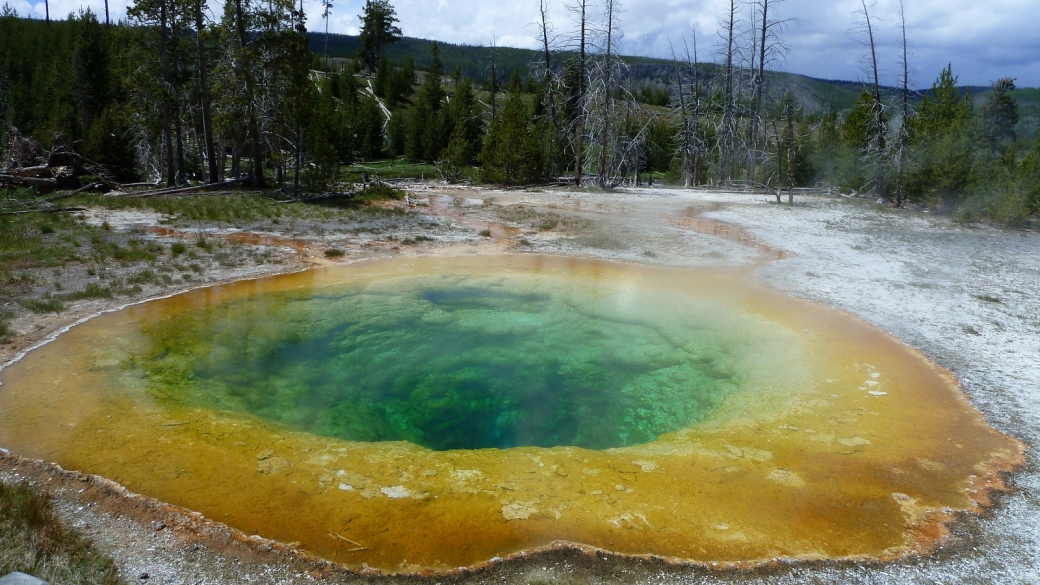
[41,181,103,204]
[274,191,357,204]
[117,176,251,198]
[3,165,51,178]
[327,532,371,552]
[0,206,86,216]
[0,174,58,190]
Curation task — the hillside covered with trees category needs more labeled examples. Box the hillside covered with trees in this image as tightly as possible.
[1,0,1038,222]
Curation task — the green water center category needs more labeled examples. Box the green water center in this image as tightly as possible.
[131,270,774,451]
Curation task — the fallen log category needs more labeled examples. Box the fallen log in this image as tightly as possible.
[0,206,86,216]
[0,174,59,190]
[274,191,357,204]
[117,176,251,198]
[3,165,52,178]
[40,181,103,204]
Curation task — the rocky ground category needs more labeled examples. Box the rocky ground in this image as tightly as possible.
[1,186,1038,584]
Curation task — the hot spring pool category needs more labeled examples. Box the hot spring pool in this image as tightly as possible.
[0,255,1022,572]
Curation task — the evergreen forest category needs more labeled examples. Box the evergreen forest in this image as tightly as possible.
[1,0,1038,223]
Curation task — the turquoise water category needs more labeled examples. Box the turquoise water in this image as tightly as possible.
[137,273,749,451]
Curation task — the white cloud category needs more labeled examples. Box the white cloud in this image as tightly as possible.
[10,0,1037,86]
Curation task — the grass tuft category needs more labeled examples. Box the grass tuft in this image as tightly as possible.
[0,311,12,342]
[0,481,125,584]
[22,299,65,314]
[65,284,114,301]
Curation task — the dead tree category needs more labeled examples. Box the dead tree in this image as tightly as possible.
[567,0,591,186]
[785,96,795,203]
[159,0,175,187]
[194,0,218,183]
[322,0,333,70]
[596,0,621,188]
[671,35,703,188]
[857,0,885,200]
[490,36,498,120]
[171,12,187,185]
[747,0,789,183]
[234,0,266,187]
[895,0,910,207]
[716,0,738,185]
[538,0,559,124]
[536,0,562,177]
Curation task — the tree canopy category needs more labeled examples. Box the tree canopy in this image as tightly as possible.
[357,0,401,72]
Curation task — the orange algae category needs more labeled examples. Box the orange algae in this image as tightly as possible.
[0,254,1023,573]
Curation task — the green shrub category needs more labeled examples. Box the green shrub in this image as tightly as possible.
[65,283,113,300]
[22,298,65,313]
[0,312,12,341]
[359,185,405,201]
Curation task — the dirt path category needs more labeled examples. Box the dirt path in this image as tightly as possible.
[2,187,1037,584]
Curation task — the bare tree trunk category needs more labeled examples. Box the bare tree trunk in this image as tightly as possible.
[323,0,332,70]
[861,0,885,200]
[195,0,218,183]
[172,17,186,184]
[160,0,175,187]
[231,145,240,178]
[598,0,616,188]
[490,37,497,120]
[574,0,588,186]
[769,116,782,202]
[895,0,909,207]
[44,0,49,22]
[748,0,770,183]
[217,137,226,181]
[104,0,110,25]
[175,105,186,184]
[293,129,301,193]
[539,0,559,178]
[539,0,558,129]
[719,0,737,184]
[235,0,266,188]
[673,36,700,188]
[787,103,795,204]
[674,53,691,187]
[691,35,701,186]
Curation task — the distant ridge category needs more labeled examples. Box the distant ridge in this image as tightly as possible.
[307,31,1037,127]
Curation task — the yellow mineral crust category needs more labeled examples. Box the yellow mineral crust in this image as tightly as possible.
[0,255,1024,573]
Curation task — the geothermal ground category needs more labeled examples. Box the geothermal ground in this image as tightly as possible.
[1,186,1037,584]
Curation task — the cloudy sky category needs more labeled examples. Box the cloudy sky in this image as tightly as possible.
[11,0,1039,88]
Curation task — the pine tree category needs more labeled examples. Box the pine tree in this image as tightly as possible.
[357,0,401,72]
[479,88,542,184]
[981,78,1019,153]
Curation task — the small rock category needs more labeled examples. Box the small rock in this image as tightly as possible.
[153,521,166,531]
[0,572,50,585]
[632,459,657,472]
[256,456,290,475]
[139,573,149,580]
[501,501,539,520]
[380,485,411,499]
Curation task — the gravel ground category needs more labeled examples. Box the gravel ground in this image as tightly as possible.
[2,186,1038,584]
